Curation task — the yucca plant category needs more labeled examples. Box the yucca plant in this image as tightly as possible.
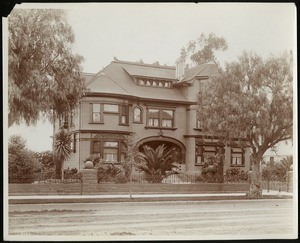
[137,144,178,183]
[53,129,72,179]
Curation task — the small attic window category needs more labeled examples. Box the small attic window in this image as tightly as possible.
[164,82,170,88]
[152,81,157,86]
[146,80,151,86]
[158,82,163,87]
[139,79,145,85]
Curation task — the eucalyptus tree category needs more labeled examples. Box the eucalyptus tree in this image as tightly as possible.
[8,9,86,127]
[181,32,228,65]
[197,51,293,197]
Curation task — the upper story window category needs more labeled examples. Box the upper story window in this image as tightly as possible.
[231,147,245,166]
[90,103,128,125]
[92,103,102,123]
[147,108,174,128]
[104,104,119,113]
[133,106,143,123]
[119,105,129,125]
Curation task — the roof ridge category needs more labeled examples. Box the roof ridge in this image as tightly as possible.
[112,59,176,70]
[186,61,214,71]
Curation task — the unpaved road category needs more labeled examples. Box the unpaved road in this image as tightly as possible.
[8,199,296,239]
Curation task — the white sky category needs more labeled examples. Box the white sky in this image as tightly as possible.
[6,3,296,153]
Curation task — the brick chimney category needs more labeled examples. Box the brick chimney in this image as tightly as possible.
[175,55,186,81]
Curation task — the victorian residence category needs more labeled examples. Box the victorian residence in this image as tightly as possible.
[55,56,251,175]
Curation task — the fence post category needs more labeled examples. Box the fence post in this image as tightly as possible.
[80,161,97,195]
[286,170,293,192]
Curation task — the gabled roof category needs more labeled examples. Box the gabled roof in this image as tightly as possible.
[181,61,218,82]
[86,59,218,103]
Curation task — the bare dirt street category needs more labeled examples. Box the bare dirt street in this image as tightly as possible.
[8,199,295,239]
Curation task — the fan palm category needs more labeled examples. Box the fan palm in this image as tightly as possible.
[53,129,72,179]
[137,144,178,183]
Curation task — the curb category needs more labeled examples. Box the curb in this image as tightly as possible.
[8,194,292,204]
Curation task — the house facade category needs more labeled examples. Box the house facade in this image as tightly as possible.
[56,57,251,175]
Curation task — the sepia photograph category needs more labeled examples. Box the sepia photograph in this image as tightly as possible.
[3,2,297,241]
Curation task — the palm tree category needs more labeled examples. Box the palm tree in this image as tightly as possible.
[137,144,178,183]
[53,129,72,179]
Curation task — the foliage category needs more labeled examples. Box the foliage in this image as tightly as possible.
[8,135,36,183]
[53,129,72,179]
[197,51,293,197]
[262,156,293,182]
[200,154,224,183]
[181,33,228,65]
[121,134,140,181]
[225,168,248,182]
[63,167,80,179]
[97,164,127,183]
[34,150,55,170]
[8,9,86,127]
[136,144,178,183]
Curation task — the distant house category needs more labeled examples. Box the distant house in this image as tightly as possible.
[260,140,293,171]
[55,56,251,175]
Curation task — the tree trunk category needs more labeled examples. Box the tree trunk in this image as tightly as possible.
[247,156,263,198]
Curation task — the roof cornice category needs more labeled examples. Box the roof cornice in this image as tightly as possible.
[85,92,195,105]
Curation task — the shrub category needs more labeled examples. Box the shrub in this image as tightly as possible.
[225,168,241,182]
[8,135,36,183]
[64,167,80,179]
[97,164,126,183]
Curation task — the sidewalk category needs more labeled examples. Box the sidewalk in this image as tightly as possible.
[8,190,293,204]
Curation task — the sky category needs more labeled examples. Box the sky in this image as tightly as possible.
[6,3,296,153]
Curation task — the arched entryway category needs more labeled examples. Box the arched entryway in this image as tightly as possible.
[137,136,186,165]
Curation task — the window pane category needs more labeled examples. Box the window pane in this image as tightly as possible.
[121,115,127,124]
[103,148,118,162]
[93,141,101,152]
[162,119,172,127]
[196,155,202,164]
[104,141,118,147]
[204,146,217,152]
[93,104,101,112]
[148,109,159,117]
[148,118,159,126]
[104,104,118,112]
[93,113,101,122]
[162,110,173,119]
[134,108,141,122]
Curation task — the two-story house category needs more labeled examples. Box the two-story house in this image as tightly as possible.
[56,56,251,175]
